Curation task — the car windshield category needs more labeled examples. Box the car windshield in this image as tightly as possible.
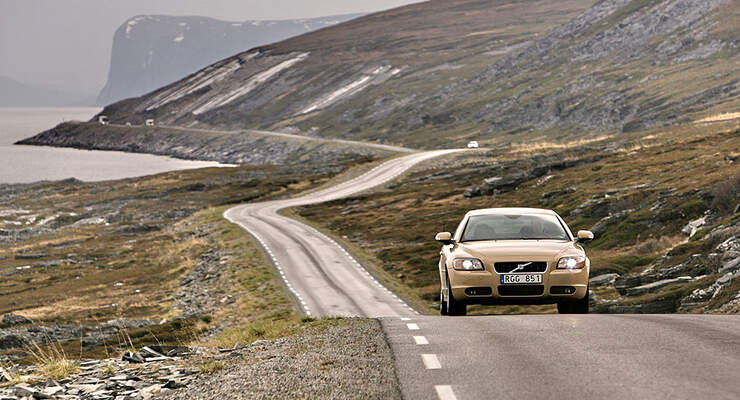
[461,214,569,241]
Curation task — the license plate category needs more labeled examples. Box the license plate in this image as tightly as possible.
[500,274,542,284]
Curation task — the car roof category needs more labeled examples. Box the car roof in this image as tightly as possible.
[465,207,558,217]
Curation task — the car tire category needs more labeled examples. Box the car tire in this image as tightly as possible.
[556,301,572,314]
[439,285,448,315]
[557,286,589,314]
[445,271,467,316]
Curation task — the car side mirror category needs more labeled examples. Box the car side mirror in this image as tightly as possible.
[435,232,454,245]
[576,230,594,243]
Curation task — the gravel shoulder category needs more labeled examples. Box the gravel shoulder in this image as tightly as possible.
[159,318,401,400]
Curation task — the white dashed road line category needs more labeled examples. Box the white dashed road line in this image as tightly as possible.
[435,385,458,400]
[421,354,441,370]
[407,323,420,330]
[413,336,429,345]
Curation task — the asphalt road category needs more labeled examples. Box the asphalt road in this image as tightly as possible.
[224,149,461,317]
[383,314,740,400]
[225,149,740,400]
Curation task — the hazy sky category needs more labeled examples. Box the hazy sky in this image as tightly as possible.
[0,0,424,95]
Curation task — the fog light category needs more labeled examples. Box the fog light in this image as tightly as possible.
[465,287,492,296]
[550,286,576,295]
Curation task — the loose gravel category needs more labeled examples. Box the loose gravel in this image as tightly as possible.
[159,318,401,400]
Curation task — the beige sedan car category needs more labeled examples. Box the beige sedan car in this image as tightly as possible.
[436,208,593,315]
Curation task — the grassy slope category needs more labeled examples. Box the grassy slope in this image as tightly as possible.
[296,122,740,314]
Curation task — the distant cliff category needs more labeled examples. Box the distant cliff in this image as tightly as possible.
[96,14,361,106]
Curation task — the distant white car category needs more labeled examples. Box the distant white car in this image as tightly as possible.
[467,141,479,148]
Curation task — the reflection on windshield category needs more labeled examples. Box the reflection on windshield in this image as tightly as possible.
[461,214,569,241]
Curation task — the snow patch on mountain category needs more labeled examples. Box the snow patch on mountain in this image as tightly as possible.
[300,65,401,114]
[192,52,309,115]
[145,57,247,111]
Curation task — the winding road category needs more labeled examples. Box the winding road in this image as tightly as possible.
[224,150,740,400]
[224,150,460,317]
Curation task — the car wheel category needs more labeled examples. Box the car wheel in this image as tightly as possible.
[439,285,448,315]
[556,301,573,314]
[557,286,589,314]
[445,271,467,316]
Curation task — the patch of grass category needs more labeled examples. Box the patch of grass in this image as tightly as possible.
[27,341,78,380]
[101,363,116,375]
[198,360,225,374]
[212,319,298,349]
[210,317,344,350]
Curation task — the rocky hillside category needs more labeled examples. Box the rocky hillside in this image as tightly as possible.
[81,0,738,150]
[97,14,361,106]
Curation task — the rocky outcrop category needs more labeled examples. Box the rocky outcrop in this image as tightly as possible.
[0,314,31,328]
[463,153,603,198]
[594,219,740,313]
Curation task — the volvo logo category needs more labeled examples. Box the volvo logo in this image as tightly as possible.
[510,262,532,273]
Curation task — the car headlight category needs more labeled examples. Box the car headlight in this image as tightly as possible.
[453,258,484,271]
[557,256,586,270]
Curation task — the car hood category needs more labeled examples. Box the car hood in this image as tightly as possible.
[454,240,581,261]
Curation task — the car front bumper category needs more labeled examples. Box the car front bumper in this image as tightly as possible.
[450,267,589,305]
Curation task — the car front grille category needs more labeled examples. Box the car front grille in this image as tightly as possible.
[498,285,545,296]
[494,261,548,273]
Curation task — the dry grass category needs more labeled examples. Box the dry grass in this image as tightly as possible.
[27,341,79,380]
[508,135,610,154]
[711,173,740,215]
[156,236,208,273]
[210,317,298,350]
[695,112,740,123]
[629,235,683,255]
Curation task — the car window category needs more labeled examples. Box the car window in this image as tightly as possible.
[461,214,569,241]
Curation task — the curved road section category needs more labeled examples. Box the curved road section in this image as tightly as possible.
[224,150,461,317]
